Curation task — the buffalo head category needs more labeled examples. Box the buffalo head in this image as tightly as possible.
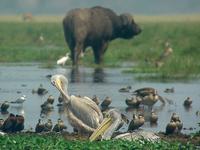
[119,14,141,39]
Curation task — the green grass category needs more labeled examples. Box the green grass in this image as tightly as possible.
[0,133,196,150]
[0,15,200,79]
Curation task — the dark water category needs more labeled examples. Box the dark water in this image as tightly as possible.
[0,63,199,134]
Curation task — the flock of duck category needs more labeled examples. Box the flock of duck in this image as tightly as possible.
[0,74,198,141]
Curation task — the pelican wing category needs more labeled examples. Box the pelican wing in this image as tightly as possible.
[82,96,103,120]
[69,95,103,129]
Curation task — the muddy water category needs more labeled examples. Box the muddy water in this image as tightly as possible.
[0,63,199,134]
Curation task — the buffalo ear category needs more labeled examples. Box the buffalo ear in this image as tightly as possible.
[120,13,134,26]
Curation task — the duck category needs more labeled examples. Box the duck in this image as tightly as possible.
[1,101,10,113]
[57,94,64,106]
[53,119,67,132]
[125,96,142,107]
[165,120,177,135]
[10,95,26,104]
[183,97,192,107]
[164,87,174,93]
[41,101,53,111]
[92,95,100,105]
[47,95,54,104]
[170,113,180,122]
[44,119,53,132]
[35,119,45,133]
[1,113,16,132]
[128,114,145,131]
[32,84,48,95]
[119,86,132,93]
[150,111,158,124]
[175,119,183,133]
[0,119,4,130]
[133,87,156,97]
[14,115,24,132]
[133,87,165,107]
[101,96,112,108]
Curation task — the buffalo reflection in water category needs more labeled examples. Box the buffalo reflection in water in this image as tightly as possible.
[69,67,105,83]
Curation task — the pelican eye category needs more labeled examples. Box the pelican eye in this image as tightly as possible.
[51,80,56,86]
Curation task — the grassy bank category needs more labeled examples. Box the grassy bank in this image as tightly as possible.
[0,133,196,150]
[0,15,200,79]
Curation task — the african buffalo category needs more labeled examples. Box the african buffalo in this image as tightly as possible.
[63,6,141,65]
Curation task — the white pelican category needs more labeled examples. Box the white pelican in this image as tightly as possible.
[51,74,103,134]
[89,109,159,141]
[57,53,70,66]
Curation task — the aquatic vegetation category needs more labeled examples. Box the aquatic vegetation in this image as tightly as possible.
[0,133,196,150]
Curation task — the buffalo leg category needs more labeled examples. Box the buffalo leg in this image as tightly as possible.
[72,42,83,65]
[93,42,108,64]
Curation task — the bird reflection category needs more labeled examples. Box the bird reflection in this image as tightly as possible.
[93,67,105,83]
[40,109,52,119]
[9,105,25,116]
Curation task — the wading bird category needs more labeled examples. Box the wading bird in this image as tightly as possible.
[57,53,70,66]
[51,74,103,134]
[89,109,159,141]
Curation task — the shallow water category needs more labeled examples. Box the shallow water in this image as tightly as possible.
[0,63,199,134]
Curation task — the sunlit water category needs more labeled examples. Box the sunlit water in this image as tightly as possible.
[0,63,199,134]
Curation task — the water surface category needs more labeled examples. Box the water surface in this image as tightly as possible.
[0,63,199,134]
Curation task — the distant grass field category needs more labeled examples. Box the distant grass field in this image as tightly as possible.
[0,15,200,79]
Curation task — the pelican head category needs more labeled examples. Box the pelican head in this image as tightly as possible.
[51,74,70,101]
[89,109,122,141]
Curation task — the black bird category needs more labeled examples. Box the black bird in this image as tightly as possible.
[32,84,48,95]
[47,95,54,104]
[183,97,192,107]
[1,101,10,113]
[101,96,112,108]
[1,113,17,132]
[14,115,24,132]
